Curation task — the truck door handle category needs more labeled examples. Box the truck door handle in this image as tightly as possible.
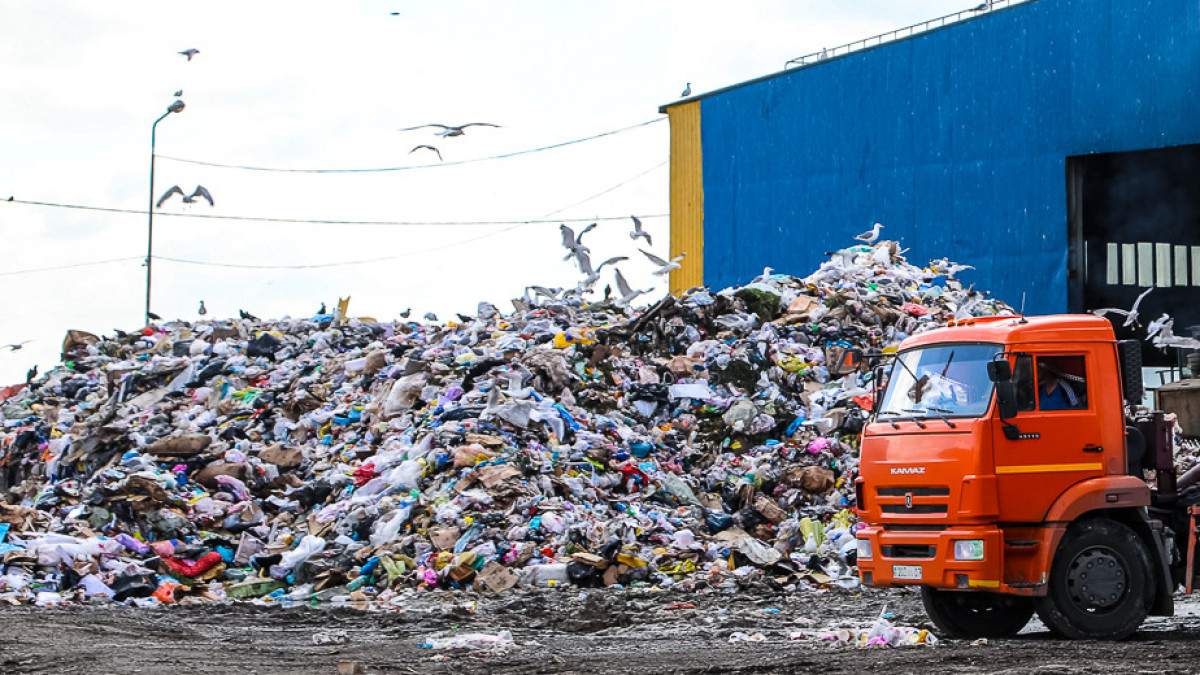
[1083,445,1103,453]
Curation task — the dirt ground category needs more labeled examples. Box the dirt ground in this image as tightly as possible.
[4,587,1200,674]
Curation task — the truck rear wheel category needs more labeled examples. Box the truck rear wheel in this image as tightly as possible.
[920,587,1034,638]
[1034,518,1153,640]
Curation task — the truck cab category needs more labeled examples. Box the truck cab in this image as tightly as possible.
[855,314,1176,640]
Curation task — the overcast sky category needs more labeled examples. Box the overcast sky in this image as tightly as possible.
[0,0,974,383]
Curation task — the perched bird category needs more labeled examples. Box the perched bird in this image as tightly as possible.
[156,185,185,208]
[971,1,992,11]
[3,340,32,351]
[173,90,183,97]
[525,286,562,304]
[397,123,500,137]
[198,301,207,316]
[424,312,438,322]
[614,269,649,306]
[629,215,652,246]
[1091,286,1153,328]
[410,145,442,161]
[183,185,214,206]
[147,312,162,321]
[26,365,37,384]
[179,48,200,61]
[854,223,884,244]
[319,302,327,315]
[560,222,597,262]
[680,83,691,97]
[640,249,686,276]
[239,309,259,321]
[929,257,975,279]
[752,267,775,284]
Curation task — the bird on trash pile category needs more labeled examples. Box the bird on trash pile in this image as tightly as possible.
[198,301,207,316]
[560,222,596,262]
[1091,286,1153,328]
[179,48,200,61]
[239,309,259,321]
[928,257,975,279]
[26,365,37,384]
[629,215,652,246]
[397,123,499,138]
[854,222,884,244]
[640,249,686,276]
[410,145,442,161]
[3,340,32,352]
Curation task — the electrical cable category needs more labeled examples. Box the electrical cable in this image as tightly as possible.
[157,118,666,173]
[0,256,142,277]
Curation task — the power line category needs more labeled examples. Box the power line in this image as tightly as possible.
[157,118,667,173]
[0,256,141,277]
[2,197,665,227]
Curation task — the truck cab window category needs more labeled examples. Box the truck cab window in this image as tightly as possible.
[1013,354,1036,411]
[1036,355,1088,411]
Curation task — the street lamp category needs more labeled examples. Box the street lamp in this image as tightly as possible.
[145,99,186,325]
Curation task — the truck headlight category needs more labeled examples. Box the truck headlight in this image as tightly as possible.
[953,539,985,561]
[856,538,873,560]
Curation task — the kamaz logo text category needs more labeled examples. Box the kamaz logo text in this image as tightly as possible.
[890,467,926,475]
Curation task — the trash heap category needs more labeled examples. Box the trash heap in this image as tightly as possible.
[0,242,1013,606]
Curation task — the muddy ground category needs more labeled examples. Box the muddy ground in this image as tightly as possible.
[3,587,1200,674]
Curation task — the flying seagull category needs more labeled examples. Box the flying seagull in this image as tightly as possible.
[183,185,213,206]
[424,312,438,322]
[410,145,442,161]
[198,301,207,316]
[928,257,975,279]
[560,222,596,262]
[629,215,652,245]
[854,223,884,244]
[173,90,183,97]
[1091,286,1154,328]
[147,312,162,321]
[640,249,686,276]
[3,340,32,351]
[614,269,650,307]
[1147,316,1200,350]
[179,49,200,61]
[156,185,185,208]
[576,251,628,290]
[398,123,500,137]
[680,83,691,97]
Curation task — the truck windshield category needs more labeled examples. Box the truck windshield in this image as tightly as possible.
[879,344,1000,419]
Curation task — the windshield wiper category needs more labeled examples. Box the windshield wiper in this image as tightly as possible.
[878,410,903,429]
[923,406,958,429]
[901,408,928,429]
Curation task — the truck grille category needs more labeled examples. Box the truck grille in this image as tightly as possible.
[875,486,950,516]
[881,544,936,558]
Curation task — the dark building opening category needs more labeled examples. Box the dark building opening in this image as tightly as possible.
[1067,144,1200,367]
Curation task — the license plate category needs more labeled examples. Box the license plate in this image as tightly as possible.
[893,565,922,580]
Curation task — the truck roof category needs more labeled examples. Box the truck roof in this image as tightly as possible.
[900,314,1118,349]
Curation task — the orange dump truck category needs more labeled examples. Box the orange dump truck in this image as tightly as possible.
[854,314,1198,640]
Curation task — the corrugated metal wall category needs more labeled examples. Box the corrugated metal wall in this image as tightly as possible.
[667,102,705,295]
[683,0,1200,314]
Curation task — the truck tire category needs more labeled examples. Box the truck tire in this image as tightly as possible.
[1034,518,1154,640]
[920,587,1034,638]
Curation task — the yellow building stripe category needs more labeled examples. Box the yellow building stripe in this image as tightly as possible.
[968,579,1000,588]
[666,102,703,295]
[995,462,1102,475]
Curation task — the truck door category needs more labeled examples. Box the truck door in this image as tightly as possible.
[993,352,1105,523]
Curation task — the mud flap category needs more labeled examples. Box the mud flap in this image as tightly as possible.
[1139,508,1175,617]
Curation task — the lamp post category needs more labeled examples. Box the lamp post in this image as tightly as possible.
[145,99,186,325]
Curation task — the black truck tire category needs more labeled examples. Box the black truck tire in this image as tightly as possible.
[1034,518,1154,640]
[921,587,1034,638]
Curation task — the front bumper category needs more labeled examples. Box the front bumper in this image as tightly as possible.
[856,525,1003,590]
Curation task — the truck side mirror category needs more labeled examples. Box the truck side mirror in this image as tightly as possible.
[995,381,1019,419]
[987,360,1012,383]
[871,365,886,413]
[828,347,864,376]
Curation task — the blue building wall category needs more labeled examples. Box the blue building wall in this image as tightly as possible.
[697,0,1200,314]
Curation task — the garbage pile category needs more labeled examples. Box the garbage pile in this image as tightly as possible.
[0,242,1012,606]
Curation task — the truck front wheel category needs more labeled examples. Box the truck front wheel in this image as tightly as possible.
[921,587,1034,638]
[1034,518,1154,640]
